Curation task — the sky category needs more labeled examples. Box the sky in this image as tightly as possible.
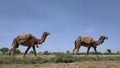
[0,0,120,53]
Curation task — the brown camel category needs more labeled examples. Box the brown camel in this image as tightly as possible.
[73,36,108,55]
[9,32,50,57]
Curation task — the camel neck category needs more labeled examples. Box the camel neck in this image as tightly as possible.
[96,38,104,45]
[39,33,48,44]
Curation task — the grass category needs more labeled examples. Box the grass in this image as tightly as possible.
[0,54,120,64]
[0,56,47,64]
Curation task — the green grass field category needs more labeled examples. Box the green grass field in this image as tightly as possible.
[0,54,120,64]
[0,54,120,68]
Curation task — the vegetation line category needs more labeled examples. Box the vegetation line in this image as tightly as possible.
[0,53,120,64]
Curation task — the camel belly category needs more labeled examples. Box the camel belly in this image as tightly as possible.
[81,42,92,47]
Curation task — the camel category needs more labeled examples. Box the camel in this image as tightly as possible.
[73,36,108,55]
[9,32,50,57]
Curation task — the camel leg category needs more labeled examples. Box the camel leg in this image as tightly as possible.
[12,48,16,55]
[32,46,37,56]
[76,46,81,55]
[87,47,91,55]
[23,46,31,57]
[76,48,79,55]
[9,48,13,56]
[10,43,19,56]
[72,48,76,54]
[93,47,98,55]
[9,47,16,55]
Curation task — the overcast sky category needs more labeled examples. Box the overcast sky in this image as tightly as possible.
[0,0,120,53]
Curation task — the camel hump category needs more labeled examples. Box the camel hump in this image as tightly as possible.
[16,33,32,44]
[80,36,93,43]
[17,33,31,40]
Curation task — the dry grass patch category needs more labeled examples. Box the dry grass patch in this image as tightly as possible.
[0,61,120,68]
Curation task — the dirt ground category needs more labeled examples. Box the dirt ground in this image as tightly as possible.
[0,61,120,68]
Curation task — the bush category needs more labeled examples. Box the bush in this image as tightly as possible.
[0,47,9,54]
[49,53,77,63]
[43,51,49,55]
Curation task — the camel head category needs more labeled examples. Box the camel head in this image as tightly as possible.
[100,36,108,40]
[99,36,108,45]
[37,32,50,44]
[44,32,50,35]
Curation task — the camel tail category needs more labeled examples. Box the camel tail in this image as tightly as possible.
[9,39,15,56]
[11,38,18,48]
[75,36,81,48]
[74,40,77,48]
[11,39,15,47]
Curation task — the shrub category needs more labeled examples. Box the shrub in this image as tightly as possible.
[49,53,77,63]
[0,47,9,54]
[43,51,49,55]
